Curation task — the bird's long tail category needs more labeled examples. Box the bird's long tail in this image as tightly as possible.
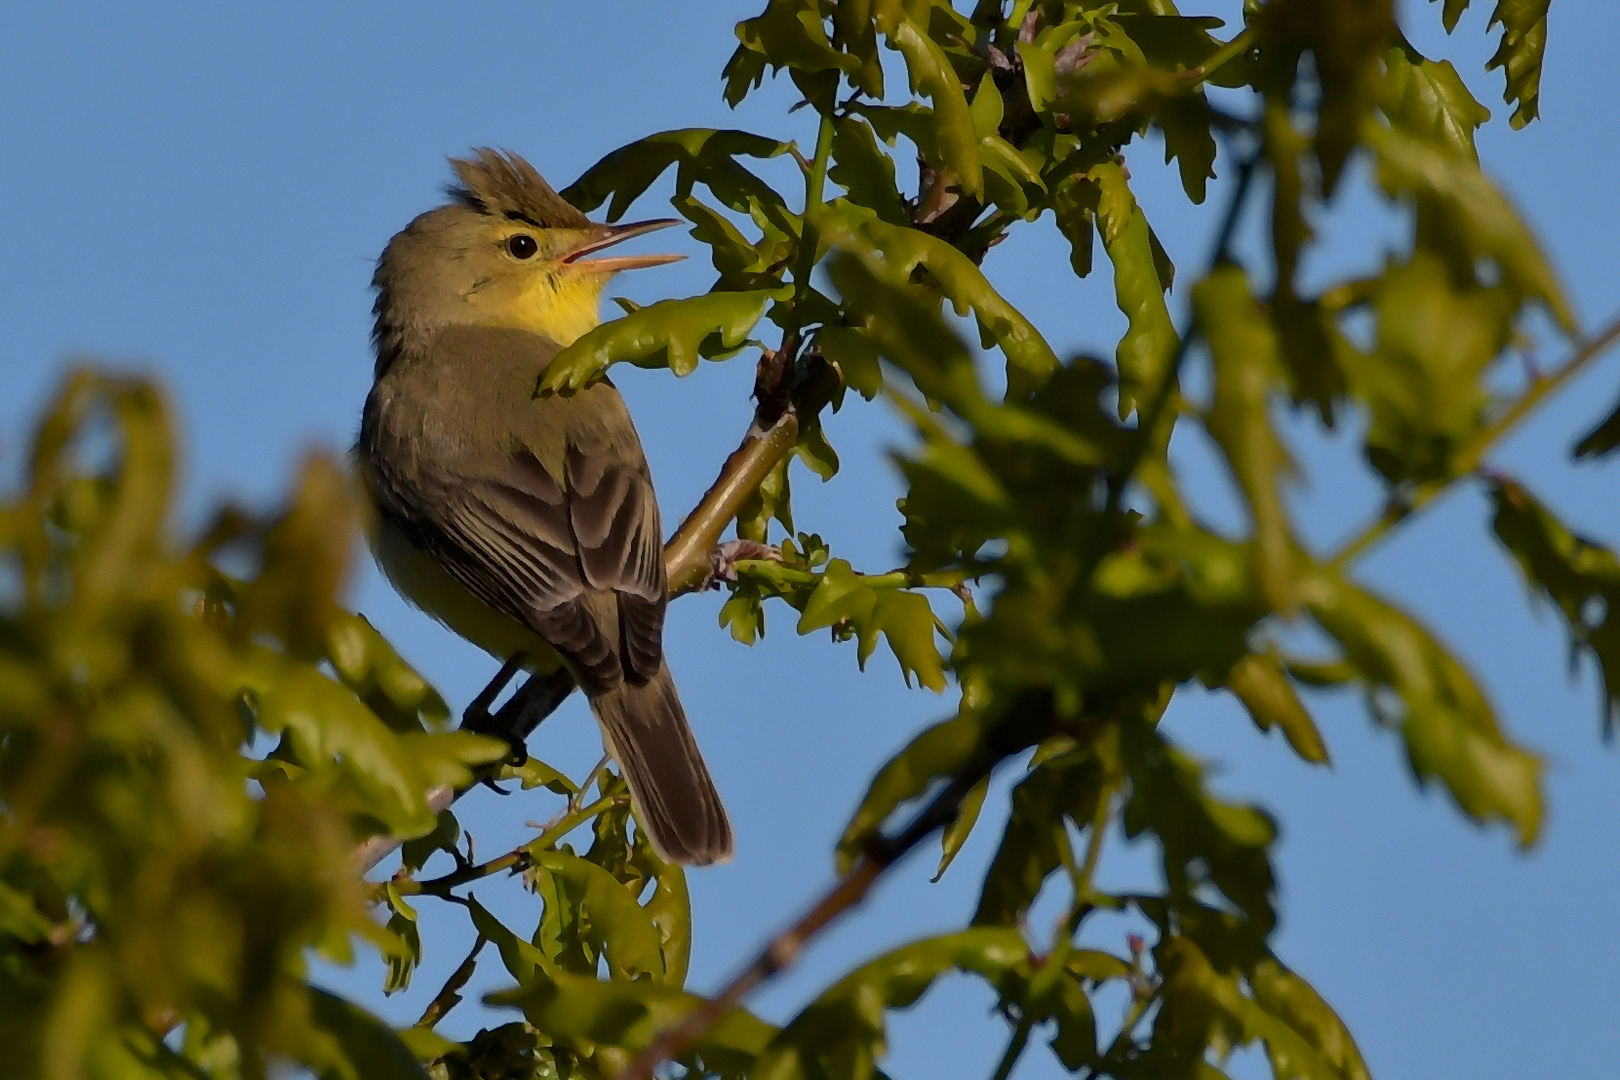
[588,666,733,866]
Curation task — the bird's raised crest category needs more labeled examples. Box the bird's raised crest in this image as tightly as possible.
[447,148,591,230]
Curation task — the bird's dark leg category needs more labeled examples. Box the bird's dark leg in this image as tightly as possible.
[490,667,578,761]
[461,656,578,794]
[461,652,527,736]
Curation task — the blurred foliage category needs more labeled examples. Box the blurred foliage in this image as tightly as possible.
[4,1,1614,1078]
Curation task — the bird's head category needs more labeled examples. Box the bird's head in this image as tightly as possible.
[373,149,680,365]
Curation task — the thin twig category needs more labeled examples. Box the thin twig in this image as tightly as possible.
[987,1015,1034,1080]
[1083,987,1160,1080]
[1327,310,1620,569]
[398,795,628,897]
[414,934,486,1029]
[1188,27,1254,88]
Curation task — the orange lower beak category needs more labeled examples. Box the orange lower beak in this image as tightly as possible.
[562,218,685,273]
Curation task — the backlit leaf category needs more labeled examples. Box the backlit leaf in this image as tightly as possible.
[541,289,781,392]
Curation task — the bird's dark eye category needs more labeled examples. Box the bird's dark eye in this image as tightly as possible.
[506,234,538,259]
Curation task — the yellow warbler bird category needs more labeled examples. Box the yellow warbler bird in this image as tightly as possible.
[358,149,733,865]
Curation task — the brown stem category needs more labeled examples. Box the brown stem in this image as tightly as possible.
[666,408,802,596]
[414,934,486,1030]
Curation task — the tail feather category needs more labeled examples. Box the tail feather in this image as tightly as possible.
[588,666,733,865]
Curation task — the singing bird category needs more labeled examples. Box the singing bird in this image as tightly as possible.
[358,149,733,865]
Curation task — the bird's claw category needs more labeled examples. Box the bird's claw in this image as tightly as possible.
[703,539,782,590]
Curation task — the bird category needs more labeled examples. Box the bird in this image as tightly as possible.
[357,148,733,865]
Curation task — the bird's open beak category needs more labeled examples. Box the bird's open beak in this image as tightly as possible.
[561,218,685,273]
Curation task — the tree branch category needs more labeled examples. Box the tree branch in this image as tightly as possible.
[414,934,486,1030]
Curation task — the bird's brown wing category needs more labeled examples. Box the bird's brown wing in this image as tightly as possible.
[561,440,666,681]
[386,431,665,691]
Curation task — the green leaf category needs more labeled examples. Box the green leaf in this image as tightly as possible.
[398,808,460,876]
[1123,726,1279,934]
[720,579,768,645]
[502,755,578,795]
[326,613,449,733]
[675,192,782,287]
[1196,264,1298,613]
[835,712,983,874]
[468,897,555,986]
[934,775,988,881]
[797,558,872,634]
[1220,651,1331,765]
[1381,45,1491,160]
[815,199,1059,396]
[540,289,781,393]
[562,128,792,222]
[732,0,865,88]
[1266,100,1312,297]
[1360,250,1514,483]
[1284,0,1395,194]
[1271,296,1352,426]
[381,884,421,995]
[1485,0,1551,128]
[247,655,438,836]
[736,454,793,543]
[1156,88,1218,205]
[640,852,692,987]
[0,881,55,944]
[833,0,885,97]
[1574,393,1620,460]
[1303,570,1544,846]
[308,988,431,1080]
[1366,119,1573,329]
[817,325,884,400]
[1102,200,1178,417]
[531,850,666,980]
[1150,934,1343,1079]
[1051,175,1097,278]
[797,559,948,690]
[871,590,949,692]
[752,928,1030,1080]
[1489,477,1620,736]
[398,730,508,790]
[492,970,775,1071]
[794,408,841,480]
[1251,960,1372,1080]
[973,747,1105,926]
[829,116,909,225]
[979,133,1046,218]
[885,14,983,198]
[969,73,1003,139]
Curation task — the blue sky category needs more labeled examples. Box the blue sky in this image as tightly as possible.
[3,3,1618,1077]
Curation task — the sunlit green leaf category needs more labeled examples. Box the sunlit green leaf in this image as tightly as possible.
[1484,0,1551,128]
[531,850,666,980]
[1220,651,1330,765]
[1303,570,1544,846]
[816,199,1059,397]
[1381,45,1491,159]
[541,289,782,393]
[1367,119,1572,329]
